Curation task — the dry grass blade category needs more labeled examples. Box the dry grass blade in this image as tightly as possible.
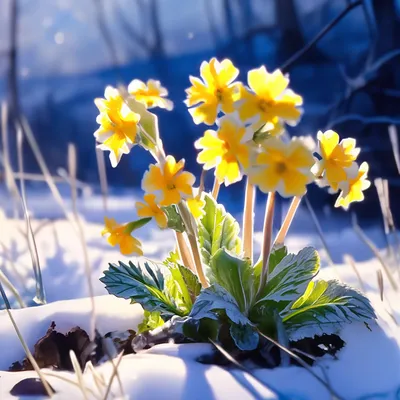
[95,147,109,213]
[19,115,78,232]
[0,264,25,307]
[388,125,400,175]
[0,282,54,397]
[1,102,20,217]
[376,269,384,301]
[70,350,90,400]
[352,213,398,291]
[102,351,125,400]
[43,371,96,397]
[68,145,96,340]
[209,339,283,399]
[17,128,46,304]
[256,329,344,400]
[343,254,367,292]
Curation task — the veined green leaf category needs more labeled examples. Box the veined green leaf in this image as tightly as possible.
[190,284,251,326]
[256,247,320,311]
[253,245,288,288]
[100,259,182,318]
[210,249,254,313]
[281,280,376,340]
[198,194,241,272]
[137,310,165,334]
[189,284,258,350]
[162,205,185,233]
[166,264,201,313]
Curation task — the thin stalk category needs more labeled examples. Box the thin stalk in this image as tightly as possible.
[258,192,276,294]
[0,282,54,397]
[274,195,302,246]
[178,202,208,288]
[212,178,220,200]
[95,146,109,213]
[175,231,196,272]
[102,351,125,400]
[0,266,25,307]
[352,214,398,291]
[343,254,366,293]
[242,178,255,262]
[68,145,96,340]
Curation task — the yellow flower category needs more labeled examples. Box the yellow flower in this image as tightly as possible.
[237,67,302,134]
[195,114,252,185]
[102,217,143,256]
[187,191,206,220]
[185,58,241,125]
[316,130,360,190]
[248,137,315,197]
[142,155,195,206]
[335,162,371,210]
[136,194,168,229]
[94,86,141,167]
[128,79,173,111]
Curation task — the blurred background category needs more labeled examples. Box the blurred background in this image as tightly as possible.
[1,0,400,220]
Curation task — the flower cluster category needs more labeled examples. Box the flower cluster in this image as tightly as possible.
[314,130,370,210]
[94,57,371,257]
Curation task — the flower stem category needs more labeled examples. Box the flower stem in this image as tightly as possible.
[212,178,220,200]
[242,178,255,262]
[175,231,196,272]
[258,191,276,294]
[274,195,302,246]
[177,202,209,288]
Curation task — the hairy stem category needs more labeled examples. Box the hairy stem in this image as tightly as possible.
[178,202,209,288]
[212,178,220,200]
[274,195,302,246]
[259,192,276,294]
[242,178,255,262]
[175,231,196,272]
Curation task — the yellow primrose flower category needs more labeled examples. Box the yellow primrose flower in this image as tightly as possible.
[316,130,360,190]
[185,58,241,125]
[335,162,371,210]
[187,191,206,220]
[102,217,143,256]
[195,114,253,185]
[128,79,173,111]
[94,86,141,167]
[142,155,195,206]
[248,137,315,197]
[136,194,168,229]
[238,66,302,134]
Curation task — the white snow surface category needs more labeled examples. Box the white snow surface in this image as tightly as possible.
[0,192,400,398]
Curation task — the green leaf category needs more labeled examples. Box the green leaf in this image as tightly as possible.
[164,250,180,265]
[281,280,376,340]
[189,284,258,351]
[210,249,254,313]
[166,264,201,314]
[126,217,152,232]
[100,259,182,318]
[256,247,320,311]
[198,194,241,272]
[162,205,185,233]
[254,245,288,283]
[190,284,251,326]
[230,324,259,351]
[137,310,164,334]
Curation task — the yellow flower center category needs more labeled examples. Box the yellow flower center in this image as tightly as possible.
[258,99,274,112]
[167,183,176,190]
[275,161,287,174]
[215,88,224,101]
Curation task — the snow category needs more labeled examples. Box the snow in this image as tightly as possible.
[0,191,400,398]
